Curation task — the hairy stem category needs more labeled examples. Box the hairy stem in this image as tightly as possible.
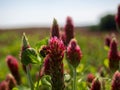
[73,67,77,90]
[26,65,34,90]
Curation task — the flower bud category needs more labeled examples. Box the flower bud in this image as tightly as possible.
[21,33,30,51]
[91,78,101,90]
[115,5,120,28]
[87,73,95,88]
[0,81,9,90]
[111,71,120,90]
[51,18,60,38]
[64,16,74,45]
[6,55,21,85]
[105,35,111,47]
[6,74,17,89]
[21,33,40,65]
[66,39,82,68]
[60,32,66,46]
[87,73,95,83]
[108,38,119,71]
[39,45,49,57]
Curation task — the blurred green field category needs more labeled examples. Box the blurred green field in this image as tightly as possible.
[0,27,119,89]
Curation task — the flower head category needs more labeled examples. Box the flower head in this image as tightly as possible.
[21,33,39,65]
[43,37,65,90]
[6,74,17,89]
[108,38,119,71]
[6,55,21,84]
[6,55,19,75]
[0,81,9,90]
[87,73,95,83]
[64,16,74,45]
[91,78,101,90]
[67,39,82,68]
[105,35,111,47]
[111,71,120,90]
[115,5,120,27]
[51,18,60,38]
[49,37,65,62]
[43,55,51,75]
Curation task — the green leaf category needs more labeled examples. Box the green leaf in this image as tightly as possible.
[12,85,30,90]
[104,46,110,51]
[104,58,109,68]
[21,48,41,65]
[77,64,84,73]
[34,80,42,88]
[41,75,51,87]
[35,37,49,50]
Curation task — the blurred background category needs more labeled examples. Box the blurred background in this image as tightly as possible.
[0,0,119,29]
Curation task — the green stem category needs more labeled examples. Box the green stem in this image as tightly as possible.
[26,65,34,90]
[73,67,77,90]
[37,64,43,90]
[119,60,120,71]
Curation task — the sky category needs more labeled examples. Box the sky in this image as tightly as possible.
[0,0,119,28]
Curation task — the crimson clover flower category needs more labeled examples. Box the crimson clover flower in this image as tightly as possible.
[87,73,95,83]
[91,78,101,90]
[66,39,82,68]
[108,38,120,71]
[0,80,9,90]
[43,37,65,90]
[48,37,65,62]
[64,16,74,45]
[111,71,120,90]
[105,35,111,47]
[6,74,17,90]
[50,18,60,38]
[6,55,21,85]
[115,5,120,28]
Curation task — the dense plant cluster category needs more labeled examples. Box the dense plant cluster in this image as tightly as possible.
[0,5,120,90]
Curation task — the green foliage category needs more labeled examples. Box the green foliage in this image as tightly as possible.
[0,30,117,90]
[12,85,30,90]
[35,37,48,50]
[21,48,41,65]
[99,14,116,31]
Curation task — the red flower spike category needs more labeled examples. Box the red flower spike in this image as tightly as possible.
[6,74,17,90]
[43,37,65,90]
[105,35,111,47]
[91,78,101,90]
[6,55,21,85]
[49,37,65,62]
[64,16,74,45]
[44,55,51,75]
[108,38,119,71]
[51,18,60,38]
[115,5,120,27]
[111,71,120,90]
[67,39,82,68]
[87,73,95,83]
[0,81,9,90]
